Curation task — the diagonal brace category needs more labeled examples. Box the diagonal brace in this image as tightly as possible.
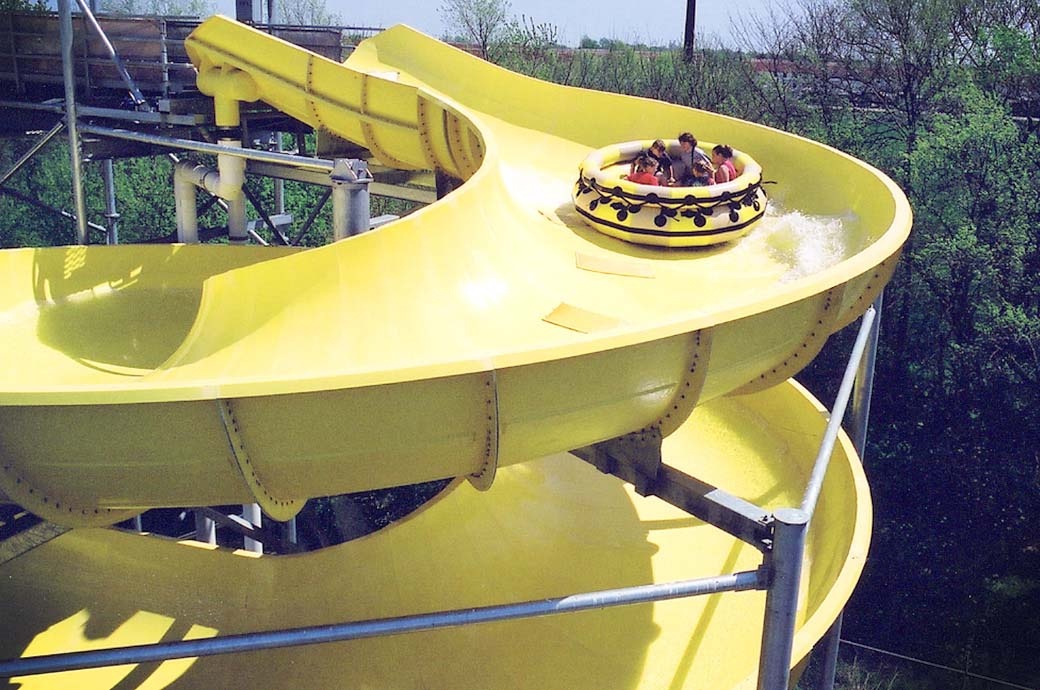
[572,429,773,550]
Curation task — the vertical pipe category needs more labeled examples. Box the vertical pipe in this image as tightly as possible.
[273,134,285,216]
[195,511,216,545]
[287,517,297,544]
[132,514,143,532]
[227,195,248,244]
[174,169,199,243]
[102,159,119,245]
[242,503,262,554]
[58,0,89,245]
[160,19,170,99]
[758,508,809,690]
[219,136,249,244]
[816,292,884,690]
[331,159,371,241]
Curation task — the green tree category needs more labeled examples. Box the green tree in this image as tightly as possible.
[102,0,215,16]
[275,0,340,26]
[438,0,511,61]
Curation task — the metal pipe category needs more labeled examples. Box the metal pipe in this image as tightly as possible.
[850,292,883,456]
[0,569,764,678]
[194,511,215,545]
[273,133,285,214]
[331,159,372,241]
[228,195,248,244]
[73,0,151,109]
[173,163,201,242]
[815,292,883,690]
[0,186,106,234]
[242,503,262,553]
[757,508,809,690]
[799,305,878,519]
[58,0,89,245]
[78,124,336,172]
[102,159,119,245]
[0,121,64,188]
[816,613,844,690]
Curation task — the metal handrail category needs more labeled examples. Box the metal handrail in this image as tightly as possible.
[799,304,878,520]
[0,569,764,678]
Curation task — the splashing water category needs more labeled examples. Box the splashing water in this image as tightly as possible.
[740,203,863,282]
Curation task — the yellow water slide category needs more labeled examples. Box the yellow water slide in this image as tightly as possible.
[1,381,867,690]
[0,15,909,689]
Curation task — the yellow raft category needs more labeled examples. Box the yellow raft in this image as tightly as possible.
[573,140,768,247]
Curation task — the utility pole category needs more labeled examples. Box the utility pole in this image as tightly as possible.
[684,0,697,60]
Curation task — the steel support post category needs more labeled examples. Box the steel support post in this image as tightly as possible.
[58,0,89,245]
[758,508,809,690]
[815,292,884,690]
[102,159,119,245]
[331,159,371,241]
[272,134,285,215]
[194,511,216,545]
[242,503,262,553]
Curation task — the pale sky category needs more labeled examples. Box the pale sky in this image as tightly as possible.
[214,0,772,48]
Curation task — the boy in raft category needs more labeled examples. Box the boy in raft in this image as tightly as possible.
[712,144,738,184]
[630,140,672,184]
[672,132,712,185]
[625,155,662,185]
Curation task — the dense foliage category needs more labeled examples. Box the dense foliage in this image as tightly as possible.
[492,1,1040,687]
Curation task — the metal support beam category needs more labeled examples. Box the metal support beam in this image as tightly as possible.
[78,124,337,171]
[799,305,878,519]
[58,0,89,244]
[242,503,262,553]
[573,429,773,549]
[330,158,372,241]
[101,159,119,244]
[72,0,151,110]
[290,187,331,245]
[242,185,291,245]
[815,292,884,690]
[0,568,764,678]
[0,121,64,188]
[194,510,215,545]
[757,508,809,690]
[0,186,106,235]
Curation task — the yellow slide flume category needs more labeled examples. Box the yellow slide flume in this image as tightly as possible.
[0,380,870,690]
[0,16,909,527]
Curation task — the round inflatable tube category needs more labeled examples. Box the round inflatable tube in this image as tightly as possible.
[573,140,768,247]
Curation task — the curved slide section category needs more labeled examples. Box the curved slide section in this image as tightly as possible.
[0,380,870,690]
[0,16,909,526]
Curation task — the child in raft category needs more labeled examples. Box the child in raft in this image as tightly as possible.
[689,159,713,186]
[624,154,662,185]
[712,144,738,184]
[630,139,672,184]
[672,132,712,185]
